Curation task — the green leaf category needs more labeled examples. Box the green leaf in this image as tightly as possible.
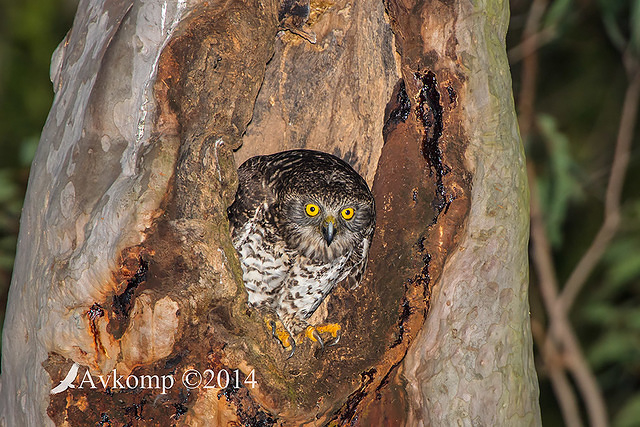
[19,136,39,167]
[599,0,629,51]
[587,331,640,369]
[543,0,573,30]
[628,311,640,331]
[582,301,619,326]
[0,172,18,203]
[615,394,640,427]
[0,237,17,271]
[631,0,640,54]
[535,113,584,247]
[604,237,640,288]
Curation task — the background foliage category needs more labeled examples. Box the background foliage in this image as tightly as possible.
[510,0,640,425]
[0,0,637,424]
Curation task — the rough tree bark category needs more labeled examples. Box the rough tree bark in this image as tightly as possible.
[0,0,540,425]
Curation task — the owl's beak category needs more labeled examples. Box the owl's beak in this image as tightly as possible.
[322,217,336,245]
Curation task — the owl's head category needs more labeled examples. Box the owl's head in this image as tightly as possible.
[275,157,376,262]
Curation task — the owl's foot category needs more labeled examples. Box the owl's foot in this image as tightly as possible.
[305,323,342,349]
[267,320,342,357]
[268,320,296,358]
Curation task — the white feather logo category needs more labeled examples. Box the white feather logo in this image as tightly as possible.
[50,362,79,394]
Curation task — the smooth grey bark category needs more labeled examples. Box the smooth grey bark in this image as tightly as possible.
[0,1,187,425]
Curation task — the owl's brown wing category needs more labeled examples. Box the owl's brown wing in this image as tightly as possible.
[344,234,373,289]
[227,156,277,240]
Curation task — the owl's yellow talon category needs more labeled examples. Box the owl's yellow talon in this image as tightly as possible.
[315,323,342,339]
[268,320,294,349]
[305,323,342,348]
[305,326,319,342]
[277,330,292,348]
[305,326,324,348]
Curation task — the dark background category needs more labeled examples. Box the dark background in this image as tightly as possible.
[1,0,638,424]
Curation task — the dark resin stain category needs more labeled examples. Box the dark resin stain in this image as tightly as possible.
[389,297,413,348]
[112,257,148,319]
[446,84,458,107]
[415,71,451,223]
[383,79,412,136]
[88,303,104,321]
[388,80,411,125]
[98,413,111,427]
[123,399,146,420]
[278,0,310,22]
[375,359,402,400]
[335,368,377,423]
[419,252,432,300]
[216,370,277,427]
[87,303,105,355]
[391,245,431,349]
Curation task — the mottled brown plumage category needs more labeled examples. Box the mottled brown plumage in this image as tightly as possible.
[228,149,375,353]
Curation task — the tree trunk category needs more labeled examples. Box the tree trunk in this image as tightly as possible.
[0,0,540,425]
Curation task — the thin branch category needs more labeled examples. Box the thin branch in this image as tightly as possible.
[528,164,586,427]
[528,166,560,311]
[559,66,640,311]
[531,317,583,427]
[508,26,556,64]
[548,365,583,427]
[516,0,549,138]
[562,324,609,427]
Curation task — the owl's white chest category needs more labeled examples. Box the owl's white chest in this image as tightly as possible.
[233,218,351,317]
[283,255,350,318]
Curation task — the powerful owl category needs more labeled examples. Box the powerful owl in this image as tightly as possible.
[228,149,375,356]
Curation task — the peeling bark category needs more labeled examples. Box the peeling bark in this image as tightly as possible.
[0,0,539,425]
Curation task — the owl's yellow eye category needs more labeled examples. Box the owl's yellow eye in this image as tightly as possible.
[305,203,320,217]
[341,207,355,220]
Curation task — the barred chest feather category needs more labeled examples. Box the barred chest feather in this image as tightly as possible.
[233,214,352,319]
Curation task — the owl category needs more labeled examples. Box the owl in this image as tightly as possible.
[227,149,375,356]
